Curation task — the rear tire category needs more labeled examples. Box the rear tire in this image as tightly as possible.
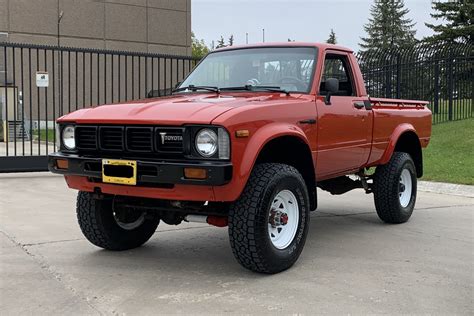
[228,163,310,274]
[76,191,159,250]
[373,152,417,224]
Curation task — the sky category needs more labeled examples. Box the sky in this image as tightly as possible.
[191,0,437,51]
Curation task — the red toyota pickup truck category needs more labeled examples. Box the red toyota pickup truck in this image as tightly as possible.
[49,43,432,274]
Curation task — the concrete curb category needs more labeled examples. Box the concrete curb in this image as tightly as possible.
[418,181,474,198]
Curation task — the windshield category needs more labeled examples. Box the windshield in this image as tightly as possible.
[179,47,318,93]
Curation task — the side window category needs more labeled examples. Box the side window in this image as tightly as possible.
[320,54,355,96]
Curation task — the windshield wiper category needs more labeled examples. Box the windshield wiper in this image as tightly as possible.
[220,85,290,96]
[173,85,220,94]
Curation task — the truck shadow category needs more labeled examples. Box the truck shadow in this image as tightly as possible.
[80,208,387,278]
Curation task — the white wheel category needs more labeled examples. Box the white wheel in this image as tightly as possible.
[113,211,145,230]
[268,190,299,250]
[399,168,412,208]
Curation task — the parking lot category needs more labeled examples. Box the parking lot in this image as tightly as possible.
[1,173,473,314]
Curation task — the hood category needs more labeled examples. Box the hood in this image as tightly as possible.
[58,93,280,125]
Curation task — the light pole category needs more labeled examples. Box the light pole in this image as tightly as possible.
[262,29,265,43]
[57,11,64,47]
[57,10,64,117]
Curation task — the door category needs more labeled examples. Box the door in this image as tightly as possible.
[316,53,372,178]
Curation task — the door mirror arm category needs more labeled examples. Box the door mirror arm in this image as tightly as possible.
[323,78,339,106]
[325,92,332,105]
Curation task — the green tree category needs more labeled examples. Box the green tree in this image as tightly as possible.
[326,29,337,44]
[216,36,226,49]
[228,34,234,46]
[360,0,417,51]
[191,32,209,59]
[425,0,474,43]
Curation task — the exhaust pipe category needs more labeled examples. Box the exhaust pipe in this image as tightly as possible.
[185,215,228,227]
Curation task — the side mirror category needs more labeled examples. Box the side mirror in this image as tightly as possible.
[324,78,339,105]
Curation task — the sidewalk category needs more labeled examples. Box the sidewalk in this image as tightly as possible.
[419,181,474,198]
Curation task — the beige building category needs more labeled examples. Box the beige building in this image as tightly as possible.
[0,0,192,143]
[0,0,191,55]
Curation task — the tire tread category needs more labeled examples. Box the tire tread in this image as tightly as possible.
[373,152,416,224]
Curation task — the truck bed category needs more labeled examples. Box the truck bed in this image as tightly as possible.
[366,97,432,167]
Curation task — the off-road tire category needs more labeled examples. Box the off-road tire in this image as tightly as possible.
[228,163,310,274]
[373,152,417,224]
[76,191,159,250]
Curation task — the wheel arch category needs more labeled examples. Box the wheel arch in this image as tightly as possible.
[381,124,423,178]
[253,134,317,211]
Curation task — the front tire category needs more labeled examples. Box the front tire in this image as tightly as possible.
[373,152,417,224]
[228,163,310,274]
[76,192,159,250]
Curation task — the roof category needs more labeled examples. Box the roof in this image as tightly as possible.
[214,42,353,53]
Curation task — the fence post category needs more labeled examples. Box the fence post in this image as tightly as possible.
[447,51,454,121]
[396,53,401,99]
[434,60,439,114]
[385,56,391,98]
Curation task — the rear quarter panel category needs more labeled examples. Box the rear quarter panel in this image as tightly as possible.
[367,100,432,166]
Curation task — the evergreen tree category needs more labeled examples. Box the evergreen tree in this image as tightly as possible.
[191,32,209,59]
[326,29,337,44]
[360,0,417,50]
[228,35,234,46]
[425,0,473,43]
[216,36,226,49]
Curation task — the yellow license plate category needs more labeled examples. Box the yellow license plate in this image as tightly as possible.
[102,159,137,185]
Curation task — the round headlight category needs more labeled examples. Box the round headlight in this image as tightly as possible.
[195,129,218,157]
[62,125,76,150]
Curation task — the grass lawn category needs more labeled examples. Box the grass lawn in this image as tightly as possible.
[422,118,474,185]
[33,129,55,143]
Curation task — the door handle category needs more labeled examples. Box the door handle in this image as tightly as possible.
[353,102,365,109]
[299,119,317,124]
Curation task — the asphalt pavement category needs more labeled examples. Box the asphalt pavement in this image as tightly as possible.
[1,173,473,314]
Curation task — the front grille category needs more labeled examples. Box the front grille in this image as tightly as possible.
[99,127,124,151]
[76,126,97,150]
[75,125,184,157]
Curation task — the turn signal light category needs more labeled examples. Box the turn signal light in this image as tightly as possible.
[184,168,207,180]
[56,159,69,170]
[235,130,250,138]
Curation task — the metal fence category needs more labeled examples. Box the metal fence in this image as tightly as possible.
[356,41,473,125]
[1,41,472,172]
[0,42,199,172]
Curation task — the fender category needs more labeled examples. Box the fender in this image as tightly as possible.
[212,122,314,202]
[380,123,417,165]
[239,122,311,180]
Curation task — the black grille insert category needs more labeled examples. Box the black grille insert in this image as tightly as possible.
[99,127,124,151]
[75,126,97,150]
[126,127,153,152]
